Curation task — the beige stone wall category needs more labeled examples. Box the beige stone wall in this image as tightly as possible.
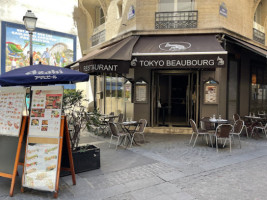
[105,0,137,40]
[136,0,157,30]
[85,0,266,50]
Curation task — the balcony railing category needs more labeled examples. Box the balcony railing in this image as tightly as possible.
[155,11,198,29]
[91,30,105,47]
[253,28,265,45]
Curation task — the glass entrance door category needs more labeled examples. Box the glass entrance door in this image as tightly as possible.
[153,71,198,127]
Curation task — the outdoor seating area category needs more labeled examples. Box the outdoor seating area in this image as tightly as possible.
[189,112,267,152]
[86,112,148,150]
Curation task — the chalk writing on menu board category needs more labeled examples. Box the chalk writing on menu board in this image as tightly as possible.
[0,87,26,137]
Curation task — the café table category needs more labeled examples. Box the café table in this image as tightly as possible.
[121,121,141,147]
[244,115,261,121]
[98,115,118,136]
[244,115,264,138]
[201,118,229,129]
[200,118,230,148]
[258,113,267,118]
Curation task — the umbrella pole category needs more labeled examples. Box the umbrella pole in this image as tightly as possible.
[94,76,97,111]
[28,87,32,116]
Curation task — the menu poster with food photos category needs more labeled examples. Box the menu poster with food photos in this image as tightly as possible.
[29,86,63,137]
[23,143,59,191]
[0,87,26,137]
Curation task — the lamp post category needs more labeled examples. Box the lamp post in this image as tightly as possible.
[23,10,37,65]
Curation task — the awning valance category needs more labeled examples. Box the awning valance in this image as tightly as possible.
[131,35,227,69]
[227,36,267,59]
[79,36,139,74]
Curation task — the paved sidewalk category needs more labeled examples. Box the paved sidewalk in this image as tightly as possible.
[1,131,267,199]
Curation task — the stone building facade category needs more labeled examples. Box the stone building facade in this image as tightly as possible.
[76,0,267,128]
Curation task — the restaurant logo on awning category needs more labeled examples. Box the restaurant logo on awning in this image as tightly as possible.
[159,42,191,52]
[131,55,226,69]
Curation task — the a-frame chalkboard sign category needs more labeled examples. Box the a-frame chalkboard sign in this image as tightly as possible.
[0,116,27,196]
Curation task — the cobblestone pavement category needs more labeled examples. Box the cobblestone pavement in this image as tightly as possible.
[1,131,267,200]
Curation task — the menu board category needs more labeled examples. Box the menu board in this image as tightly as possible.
[23,85,63,192]
[29,86,63,137]
[204,84,218,104]
[23,143,59,192]
[0,87,26,137]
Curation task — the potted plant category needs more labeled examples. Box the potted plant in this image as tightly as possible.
[61,89,100,176]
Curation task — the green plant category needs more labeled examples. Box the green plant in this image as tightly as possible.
[63,89,88,151]
[86,109,102,134]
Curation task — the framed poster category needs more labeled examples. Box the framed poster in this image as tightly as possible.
[134,79,148,103]
[1,21,76,73]
[0,86,26,137]
[204,83,219,104]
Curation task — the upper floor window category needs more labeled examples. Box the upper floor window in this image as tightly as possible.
[95,7,105,27]
[159,0,195,12]
[254,1,262,24]
[117,0,123,19]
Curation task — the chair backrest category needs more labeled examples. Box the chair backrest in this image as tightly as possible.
[137,119,147,133]
[108,122,119,136]
[200,117,214,130]
[108,117,115,123]
[215,124,232,138]
[233,119,244,133]
[117,113,124,123]
[233,113,240,122]
[190,119,198,133]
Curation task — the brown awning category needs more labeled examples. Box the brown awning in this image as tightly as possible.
[79,36,139,74]
[131,34,227,69]
[227,36,267,58]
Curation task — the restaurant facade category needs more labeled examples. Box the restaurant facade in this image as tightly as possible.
[75,0,267,128]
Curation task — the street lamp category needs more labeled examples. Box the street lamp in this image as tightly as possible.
[23,10,37,65]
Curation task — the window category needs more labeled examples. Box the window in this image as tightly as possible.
[104,75,124,115]
[254,1,262,24]
[250,63,267,113]
[159,0,194,12]
[95,7,105,27]
[117,0,123,18]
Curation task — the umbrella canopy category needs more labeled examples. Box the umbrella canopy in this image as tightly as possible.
[0,64,89,86]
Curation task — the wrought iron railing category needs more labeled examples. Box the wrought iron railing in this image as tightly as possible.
[155,11,198,29]
[253,28,265,45]
[91,30,106,46]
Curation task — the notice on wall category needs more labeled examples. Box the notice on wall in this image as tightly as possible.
[0,87,26,137]
[29,86,63,138]
[23,143,59,192]
[204,84,218,104]
[135,85,147,102]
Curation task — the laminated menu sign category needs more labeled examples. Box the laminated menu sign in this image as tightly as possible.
[24,143,59,191]
[29,86,63,137]
[0,87,26,137]
[23,85,63,192]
